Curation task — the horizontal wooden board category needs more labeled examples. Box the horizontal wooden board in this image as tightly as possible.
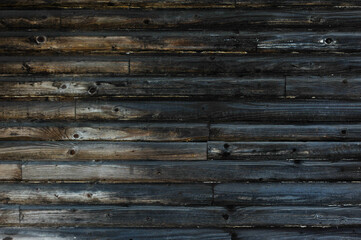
[0,183,212,205]
[3,55,361,76]
[287,76,361,99]
[0,141,206,161]
[0,163,22,181]
[21,160,361,182]
[214,183,361,206]
[0,206,20,226]
[18,205,361,227]
[0,227,231,240]
[0,32,357,55]
[2,10,361,31]
[208,141,361,160]
[210,124,361,141]
[0,77,284,98]
[5,100,361,122]
[0,123,208,141]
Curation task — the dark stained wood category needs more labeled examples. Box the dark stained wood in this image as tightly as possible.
[208,141,361,160]
[233,228,361,240]
[19,205,361,227]
[0,77,284,98]
[0,141,206,161]
[0,228,231,240]
[0,123,208,141]
[0,183,212,205]
[210,124,361,141]
[214,183,361,206]
[21,160,361,182]
[287,76,361,99]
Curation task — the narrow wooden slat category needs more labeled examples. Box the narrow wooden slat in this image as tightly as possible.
[0,206,19,226]
[233,228,361,240]
[0,183,212,205]
[19,205,361,227]
[0,32,359,55]
[287,76,361,99]
[214,183,361,206]
[21,160,361,182]
[0,77,284,98]
[0,228,231,240]
[0,141,206,161]
[210,124,361,141]
[0,163,21,181]
[2,10,361,31]
[0,123,208,141]
[208,141,361,160]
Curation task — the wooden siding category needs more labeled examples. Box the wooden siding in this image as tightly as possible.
[0,0,360,239]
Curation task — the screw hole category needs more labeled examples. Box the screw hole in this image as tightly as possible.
[73,134,79,139]
[222,214,229,220]
[114,107,119,112]
[88,86,97,95]
[143,19,150,24]
[224,143,230,149]
[341,129,347,135]
[325,38,333,44]
[61,84,67,89]
[69,149,76,155]
[342,79,348,84]
[35,35,47,44]
[292,148,297,152]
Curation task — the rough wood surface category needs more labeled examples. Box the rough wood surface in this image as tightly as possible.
[214,183,361,206]
[18,205,361,227]
[210,124,361,141]
[0,183,212,205]
[0,77,284,98]
[0,123,208,141]
[21,160,361,182]
[208,141,361,160]
[0,141,206,161]
[0,163,22,181]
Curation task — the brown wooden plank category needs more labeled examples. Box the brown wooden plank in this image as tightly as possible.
[19,205,361,227]
[0,228,231,240]
[0,141,206,161]
[0,183,212,205]
[1,32,360,55]
[0,123,208,141]
[287,76,361,99]
[210,124,361,141]
[214,183,361,206]
[0,77,284,98]
[0,163,21,181]
[21,160,361,182]
[208,141,361,160]
[0,206,19,226]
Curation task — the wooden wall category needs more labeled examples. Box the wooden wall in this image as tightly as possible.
[0,0,361,239]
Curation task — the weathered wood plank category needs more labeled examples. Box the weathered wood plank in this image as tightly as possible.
[0,0,235,9]
[0,141,206,161]
[2,10,361,31]
[19,205,361,227]
[210,124,361,141]
[0,227,231,240]
[214,183,361,206]
[1,32,359,55]
[4,100,361,122]
[0,77,284,98]
[208,141,361,160]
[287,76,361,99]
[0,123,208,141]
[0,164,21,181]
[21,160,361,182]
[0,206,19,226]
[233,228,361,240]
[0,183,212,205]
[0,101,74,121]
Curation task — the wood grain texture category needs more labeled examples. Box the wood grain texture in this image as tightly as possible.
[0,163,22,181]
[208,141,361,160]
[0,32,357,55]
[214,183,361,206]
[0,228,231,240]
[210,124,361,141]
[0,183,212,205]
[21,160,361,182]
[0,141,206,161]
[18,205,361,227]
[0,206,19,226]
[0,76,284,98]
[0,123,208,141]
